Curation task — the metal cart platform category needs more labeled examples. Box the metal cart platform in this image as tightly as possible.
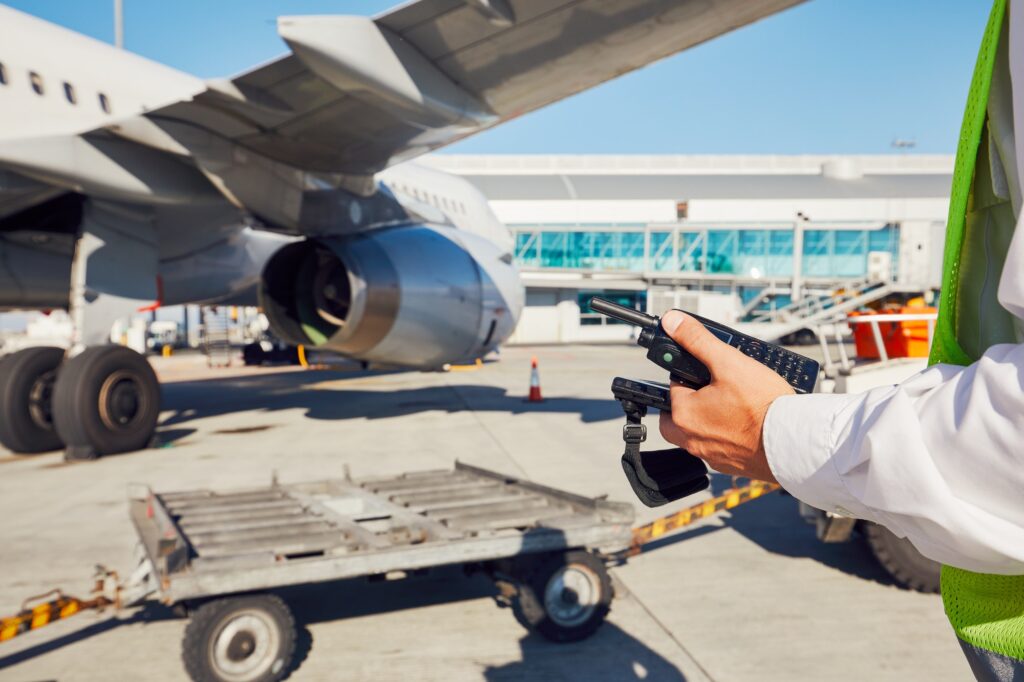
[126,462,634,681]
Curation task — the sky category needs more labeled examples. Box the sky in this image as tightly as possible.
[4,0,991,155]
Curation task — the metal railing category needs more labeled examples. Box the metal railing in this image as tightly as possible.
[817,312,937,376]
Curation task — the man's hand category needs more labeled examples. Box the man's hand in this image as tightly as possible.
[657,310,795,482]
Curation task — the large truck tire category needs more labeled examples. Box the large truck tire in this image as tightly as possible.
[864,521,941,593]
[53,345,160,459]
[0,346,65,453]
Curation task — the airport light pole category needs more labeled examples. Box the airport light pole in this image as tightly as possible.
[114,0,123,49]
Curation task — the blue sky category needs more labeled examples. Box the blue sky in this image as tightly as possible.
[5,1,990,154]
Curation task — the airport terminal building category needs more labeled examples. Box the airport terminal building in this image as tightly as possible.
[423,154,953,344]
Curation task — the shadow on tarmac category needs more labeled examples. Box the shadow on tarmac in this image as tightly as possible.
[483,624,688,681]
[638,474,896,589]
[0,570,686,680]
[156,369,621,438]
[277,568,686,681]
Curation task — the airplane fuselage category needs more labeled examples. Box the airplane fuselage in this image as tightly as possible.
[0,4,523,360]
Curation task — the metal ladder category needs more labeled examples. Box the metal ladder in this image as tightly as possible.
[201,307,232,368]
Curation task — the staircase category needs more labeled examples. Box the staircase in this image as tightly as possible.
[739,279,895,342]
[201,307,233,368]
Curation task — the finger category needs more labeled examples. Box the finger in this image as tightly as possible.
[659,410,687,446]
[668,380,695,401]
[660,310,730,368]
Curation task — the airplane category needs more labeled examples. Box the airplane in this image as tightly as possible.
[0,0,803,460]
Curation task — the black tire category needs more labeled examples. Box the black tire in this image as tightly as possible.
[864,522,941,593]
[794,328,818,346]
[182,595,296,682]
[242,342,265,367]
[511,550,613,643]
[52,345,160,458]
[0,346,65,454]
[782,328,817,346]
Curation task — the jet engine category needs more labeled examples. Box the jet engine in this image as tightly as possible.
[259,225,520,368]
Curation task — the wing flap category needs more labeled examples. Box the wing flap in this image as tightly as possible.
[279,15,496,129]
[130,0,803,178]
[108,0,803,230]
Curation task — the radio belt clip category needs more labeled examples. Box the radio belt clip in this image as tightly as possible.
[618,397,710,508]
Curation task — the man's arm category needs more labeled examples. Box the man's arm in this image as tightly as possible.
[764,342,1024,575]
[656,310,1024,575]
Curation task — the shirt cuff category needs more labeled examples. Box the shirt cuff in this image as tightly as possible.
[763,393,869,518]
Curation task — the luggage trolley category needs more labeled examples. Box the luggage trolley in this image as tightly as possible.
[2,463,778,682]
[126,462,633,681]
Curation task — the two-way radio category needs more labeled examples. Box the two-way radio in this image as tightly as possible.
[589,297,819,393]
[592,297,821,507]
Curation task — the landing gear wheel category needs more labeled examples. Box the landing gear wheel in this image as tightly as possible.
[182,594,296,682]
[864,521,941,593]
[0,346,65,454]
[511,550,613,642]
[52,345,160,460]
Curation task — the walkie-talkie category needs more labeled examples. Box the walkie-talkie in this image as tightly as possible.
[589,298,819,393]
[593,298,820,507]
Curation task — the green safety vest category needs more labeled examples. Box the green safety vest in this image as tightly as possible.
[930,0,1024,677]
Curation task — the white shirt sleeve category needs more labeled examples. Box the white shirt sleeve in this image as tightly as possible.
[763,342,1024,575]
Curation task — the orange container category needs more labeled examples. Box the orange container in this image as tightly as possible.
[848,306,936,359]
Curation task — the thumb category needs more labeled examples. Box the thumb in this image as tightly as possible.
[660,309,729,367]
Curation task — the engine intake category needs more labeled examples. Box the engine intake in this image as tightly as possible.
[260,226,514,367]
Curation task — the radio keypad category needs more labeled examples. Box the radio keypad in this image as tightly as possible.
[733,339,815,392]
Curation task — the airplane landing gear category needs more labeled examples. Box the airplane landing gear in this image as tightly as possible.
[53,345,160,461]
[0,346,66,454]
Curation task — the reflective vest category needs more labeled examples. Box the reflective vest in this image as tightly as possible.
[930,0,1024,678]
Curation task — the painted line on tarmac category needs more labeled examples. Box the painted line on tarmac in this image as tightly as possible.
[442,380,530,479]
[613,571,716,682]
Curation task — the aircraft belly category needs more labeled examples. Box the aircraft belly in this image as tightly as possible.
[0,231,74,310]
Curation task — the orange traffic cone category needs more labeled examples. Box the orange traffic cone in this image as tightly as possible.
[528,356,544,402]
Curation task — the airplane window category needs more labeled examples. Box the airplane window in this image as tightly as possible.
[0,62,7,85]
[98,92,111,113]
[29,71,44,95]
[63,82,76,104]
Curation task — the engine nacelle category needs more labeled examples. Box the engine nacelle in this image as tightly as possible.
[259,225,521,368]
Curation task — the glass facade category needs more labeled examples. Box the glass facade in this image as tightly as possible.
[513,224,900,281]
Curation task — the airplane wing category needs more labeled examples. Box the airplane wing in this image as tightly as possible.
[132,0,804,180]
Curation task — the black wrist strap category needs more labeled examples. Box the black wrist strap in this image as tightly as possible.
[619,405,710,508]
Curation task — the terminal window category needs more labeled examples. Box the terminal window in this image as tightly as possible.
[512,224,900,281]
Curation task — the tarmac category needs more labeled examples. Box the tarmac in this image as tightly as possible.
[0,344,971,681]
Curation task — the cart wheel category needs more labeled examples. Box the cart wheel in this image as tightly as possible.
[182,594,296,682]
[511,550,613,643]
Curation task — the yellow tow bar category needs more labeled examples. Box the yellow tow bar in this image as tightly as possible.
[627,479,781,555]
[0,568,119,643]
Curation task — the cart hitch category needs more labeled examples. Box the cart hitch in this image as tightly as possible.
[0,566,121,643]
